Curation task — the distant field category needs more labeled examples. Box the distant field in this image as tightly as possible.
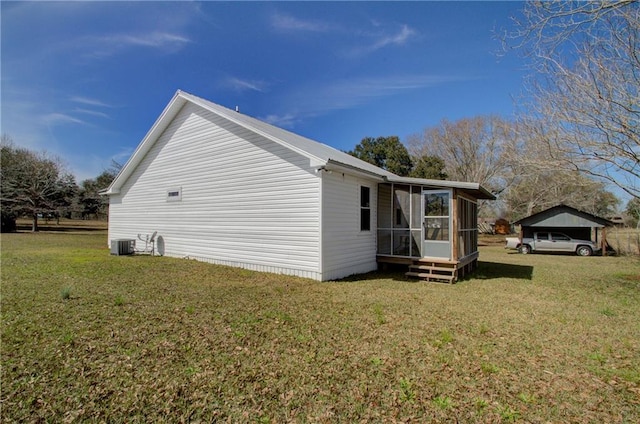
[607,227,640,256]
[1,230,639,422]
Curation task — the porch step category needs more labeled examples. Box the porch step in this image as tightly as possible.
[406,271,456,283]
[406,260,458,283]
[409,264,458,273]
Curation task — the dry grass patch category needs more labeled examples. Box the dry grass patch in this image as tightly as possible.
[2,231,639,422]
[608,227,640,256]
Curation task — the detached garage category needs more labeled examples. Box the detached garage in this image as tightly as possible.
[514,205,613,256]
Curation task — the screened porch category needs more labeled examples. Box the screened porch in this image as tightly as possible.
[376,180,490,281]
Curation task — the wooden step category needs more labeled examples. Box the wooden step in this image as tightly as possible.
[406,257,458,283]
[409,264,458,273]
[405,271,456,283]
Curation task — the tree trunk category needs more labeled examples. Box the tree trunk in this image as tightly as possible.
[32,213,39,232]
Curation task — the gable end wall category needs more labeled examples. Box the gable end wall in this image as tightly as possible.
[108,102,322,279]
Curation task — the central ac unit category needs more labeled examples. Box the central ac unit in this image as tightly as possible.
[110,239,135,255]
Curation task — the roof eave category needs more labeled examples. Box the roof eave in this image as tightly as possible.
[325,159,388,181]
[105,90,188,195]
[385,176,496,200]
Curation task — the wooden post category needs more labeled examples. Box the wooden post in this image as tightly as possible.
[601,226,607,256]
[451,190,458,262]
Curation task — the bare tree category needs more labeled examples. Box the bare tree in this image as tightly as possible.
[503,169,619,220]
[499,121,620,219]
[407,115,513,194]
[1,137,77,232]
[504,0,640,199]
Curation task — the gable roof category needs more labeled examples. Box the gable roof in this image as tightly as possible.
[514,204,613,228]
[105,90,394,194]
[105,90,495,200]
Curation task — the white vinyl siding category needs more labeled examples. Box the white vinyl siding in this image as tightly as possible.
[320,171,378,280]
[108,102,322,279]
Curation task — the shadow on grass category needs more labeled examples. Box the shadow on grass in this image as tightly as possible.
[336,265,413,283]
[338,261,534,284]
[472,261,534,281]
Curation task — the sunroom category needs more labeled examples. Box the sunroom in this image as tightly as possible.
[376,177,495,282]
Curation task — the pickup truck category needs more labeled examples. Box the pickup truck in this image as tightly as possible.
[505,232,599,256]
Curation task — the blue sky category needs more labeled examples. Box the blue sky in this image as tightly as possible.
[2,1,527,183]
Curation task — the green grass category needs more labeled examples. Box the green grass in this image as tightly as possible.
[2,230,640,422]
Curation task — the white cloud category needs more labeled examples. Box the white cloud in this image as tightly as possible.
[260,113,300,128]
[75,109,110,119]
[101,32,191,48]
[270,12,331,33]
[267,73,470,128]
[225,77,269,93]
[370,24,416,50]
[42,113,85,126]
[269,11,418,59]
[296,74,463,113]
[346,24,418,57]
[70,96,112,108]
[84,31,191,58]
[70,96,113,119]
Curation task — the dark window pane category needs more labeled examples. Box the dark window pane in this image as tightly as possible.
[361,209,371,231]
[424,192,449,216]
[360,186,370,208]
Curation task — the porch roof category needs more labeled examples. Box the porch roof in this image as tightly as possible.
[385,176,496,200]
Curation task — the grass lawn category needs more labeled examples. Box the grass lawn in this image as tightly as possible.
[2,229,639,422]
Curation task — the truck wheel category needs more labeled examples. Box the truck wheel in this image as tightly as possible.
[520,244,532,254]
[576,246,592,256]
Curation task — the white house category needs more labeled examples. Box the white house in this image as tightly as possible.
[105,90,494,282]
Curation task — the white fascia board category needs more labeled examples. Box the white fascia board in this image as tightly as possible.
[324,159,386,181]
[104,91,187,195]
[309,157,326,168]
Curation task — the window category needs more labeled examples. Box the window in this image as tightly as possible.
[167,187,182,202]
[424,192,450,241]
[360,186,371,231]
